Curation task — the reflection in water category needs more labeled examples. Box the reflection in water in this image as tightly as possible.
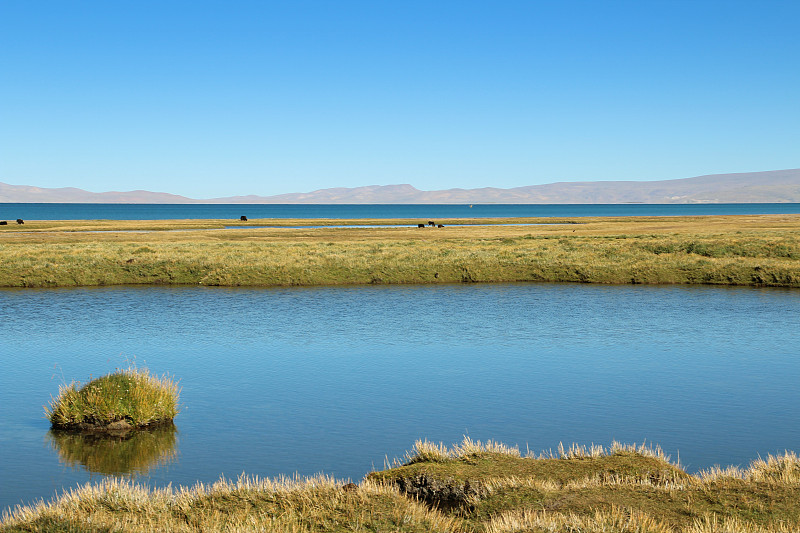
[48,424,178,476]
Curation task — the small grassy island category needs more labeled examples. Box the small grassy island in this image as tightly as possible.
[45,367,180,432]
[4,438,800,532]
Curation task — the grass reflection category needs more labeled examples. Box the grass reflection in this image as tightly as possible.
[47,423,177,476]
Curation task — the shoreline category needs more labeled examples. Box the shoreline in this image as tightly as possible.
[3,438,800,532]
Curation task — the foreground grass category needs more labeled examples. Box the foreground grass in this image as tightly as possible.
[0,476,458,533]
[5,439,800,532]
[46,367,180,431]
[0,215,799,287]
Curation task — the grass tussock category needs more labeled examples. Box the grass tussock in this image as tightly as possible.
[45,366,180,430]
[0,214,799,288]
[699,450,800,484]
[405,437,522,464]
[404,437,670,465]
[544,441,673,463]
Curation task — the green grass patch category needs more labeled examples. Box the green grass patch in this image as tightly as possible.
[45,367,180,431]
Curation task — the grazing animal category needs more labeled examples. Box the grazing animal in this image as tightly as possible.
[417,223,425,228]
[240,215,248,221]
[437,224,444,228]
[428,220,435,226]
[16,219,24,225]
[0,221,7,225]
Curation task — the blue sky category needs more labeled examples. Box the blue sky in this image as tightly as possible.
[1,1,798,198]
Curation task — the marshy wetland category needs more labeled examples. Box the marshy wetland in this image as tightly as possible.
[0,214,799,288]
[1,214,800,530]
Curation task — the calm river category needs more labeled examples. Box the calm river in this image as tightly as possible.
[1,283,799,513]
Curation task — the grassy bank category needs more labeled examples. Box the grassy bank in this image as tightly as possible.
[0,215,799,287]
[4,438,800,532]
[371,438,800,532]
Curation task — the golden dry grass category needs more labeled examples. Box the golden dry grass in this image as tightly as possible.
[485,506,674,533]
[402,437,672,464]
[0,476,459,533]
[484,507,800,533]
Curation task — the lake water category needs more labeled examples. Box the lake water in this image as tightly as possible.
[1,283,799,513]
[2,202,800,221]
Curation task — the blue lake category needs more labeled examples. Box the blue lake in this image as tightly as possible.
[2,202,800,221]
[1,283,799,513]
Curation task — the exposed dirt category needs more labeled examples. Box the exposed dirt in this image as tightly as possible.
[51,418,174,436]
[392,474,486,511]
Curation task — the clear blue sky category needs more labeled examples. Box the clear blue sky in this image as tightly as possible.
[1,1,798,198]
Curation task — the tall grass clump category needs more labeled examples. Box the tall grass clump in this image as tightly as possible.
[45,367,179,431]
[403,436,523,465]
[746,451,800,484]
[405,439,452,464]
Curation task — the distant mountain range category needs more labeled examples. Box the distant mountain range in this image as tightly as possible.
[2,168,799,204]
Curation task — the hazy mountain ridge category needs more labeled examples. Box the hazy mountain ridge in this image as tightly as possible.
[0,183,192,203]
[2,169,799,204]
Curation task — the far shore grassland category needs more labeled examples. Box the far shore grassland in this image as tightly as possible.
[0,214,798,288]
[5,438,800,532]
